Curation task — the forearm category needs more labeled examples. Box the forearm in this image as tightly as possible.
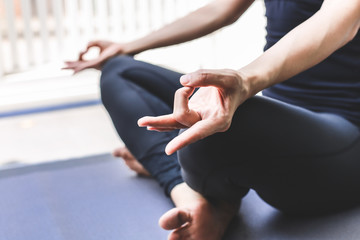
[123,0,254,55]
[240,0,360,97]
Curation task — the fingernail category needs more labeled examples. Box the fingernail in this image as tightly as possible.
[180,75,189,85]
[137,118,144,126]
[165,145,174,155]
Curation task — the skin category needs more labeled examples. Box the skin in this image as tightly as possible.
[63,0,255,73]
[139,0,360,155]
[64,0,360,239]
[113,146,239,240]
[113,146,151,177]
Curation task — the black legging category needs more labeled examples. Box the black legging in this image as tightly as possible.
[101,55,360,214]
[100,55,183,195]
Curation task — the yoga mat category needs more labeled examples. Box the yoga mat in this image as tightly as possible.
[0,154,359,240]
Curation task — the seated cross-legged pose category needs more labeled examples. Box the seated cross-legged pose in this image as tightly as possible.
[64,0,360,239]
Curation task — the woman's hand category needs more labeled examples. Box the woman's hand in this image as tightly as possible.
[63,40,126,74]
[138,69,251,155]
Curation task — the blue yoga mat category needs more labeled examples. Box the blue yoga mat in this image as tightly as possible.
[0,154,359,240]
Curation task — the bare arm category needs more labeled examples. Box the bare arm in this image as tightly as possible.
[64,0,254,73]
[242,0,360,96]
[139,0,360,155]
[123,0,254,55]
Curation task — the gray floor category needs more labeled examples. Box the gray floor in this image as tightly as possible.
[0,104,122,168]
[0,63,123,169]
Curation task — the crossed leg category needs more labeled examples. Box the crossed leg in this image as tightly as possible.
[100,56,360,239]
[178,96,360,215]
[158,96,360,239]
[100,55,238,240]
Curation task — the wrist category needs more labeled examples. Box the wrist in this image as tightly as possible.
[238,66,270,97]
[121,42,134,55]
[170,182,205,208]
[170,182,241,215]
[122,40,145,56]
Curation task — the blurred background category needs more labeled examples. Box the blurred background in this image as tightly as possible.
[0,0,266,168]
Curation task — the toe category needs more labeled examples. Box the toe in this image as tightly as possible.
[169,226,192,240]
[112,148,122,157]
[112,147,126,157]
[124,160,151,176]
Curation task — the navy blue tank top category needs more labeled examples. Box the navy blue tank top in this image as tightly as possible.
[262,0,360,126]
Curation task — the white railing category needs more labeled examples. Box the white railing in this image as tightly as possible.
[0,0,211,79]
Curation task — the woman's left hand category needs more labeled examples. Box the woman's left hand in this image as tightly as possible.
[62,40,126,74]
[138,69,251,155]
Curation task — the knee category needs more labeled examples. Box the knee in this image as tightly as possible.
[99,74,115,109]
[100,55,135,106]
[178,130,250,202]
[179,142,248,202]
[178,141,208,196]
[178,129,232,181]
[177,132,230,197]
[101,55,134,73]
[100,55,134,86]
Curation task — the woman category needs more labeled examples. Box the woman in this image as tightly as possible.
[64,0,360,239]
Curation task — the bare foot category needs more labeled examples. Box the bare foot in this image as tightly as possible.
[113,146,151,177]
[160,183,239,240]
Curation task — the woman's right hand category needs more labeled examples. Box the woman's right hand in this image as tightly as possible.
[138,69,251,155]
[63,40,126,74]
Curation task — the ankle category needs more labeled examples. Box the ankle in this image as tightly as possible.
[170,183,205,208]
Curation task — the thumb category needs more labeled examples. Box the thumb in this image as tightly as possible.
[180,70,227,88]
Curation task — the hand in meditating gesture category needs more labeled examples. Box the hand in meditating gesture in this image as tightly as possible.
[63,40,126,73]
[138,69,251,155]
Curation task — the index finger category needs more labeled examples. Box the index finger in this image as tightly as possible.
[138,114,187,129]
[62,61,80,71]
[173,87,200,127]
